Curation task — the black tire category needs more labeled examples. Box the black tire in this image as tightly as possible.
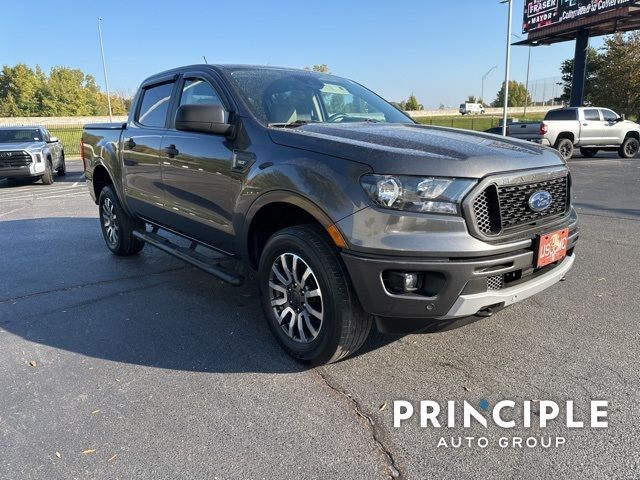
[618,136,639,159]
[41,160,54,185]
[555,138,574,161]
[56,153,66,176]
[258,224,372,365]
[580,148,599,158]
[98,185,145,256]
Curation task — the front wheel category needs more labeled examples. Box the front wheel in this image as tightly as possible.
[555,138,574,161]
[580,148,599,158]
[41,160,54,185]
[258,225,372,365]
[98,185,145,256]
[618,137,639,159]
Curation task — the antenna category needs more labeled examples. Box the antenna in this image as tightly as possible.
[98,17,113,121]
[203,56,208,64]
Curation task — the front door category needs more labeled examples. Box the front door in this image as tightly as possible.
[160,76,235,252]
[122,80,175,222]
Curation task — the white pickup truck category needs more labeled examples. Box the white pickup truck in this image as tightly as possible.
[540,107,640,160]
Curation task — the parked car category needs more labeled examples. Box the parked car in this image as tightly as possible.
[459,103,485,115]
[0,126,65,184]
[540,107,640,160]
[484,121,543,143]
[82,65,579,364]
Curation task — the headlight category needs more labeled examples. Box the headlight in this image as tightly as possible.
[360,174,476,215]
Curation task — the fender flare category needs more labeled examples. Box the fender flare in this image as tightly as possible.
[238,190,335,263]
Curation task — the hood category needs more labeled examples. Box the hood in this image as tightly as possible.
[0,141,46,152]
[269,123,565,178]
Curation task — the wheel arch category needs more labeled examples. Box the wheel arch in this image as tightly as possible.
[240,191,340,269]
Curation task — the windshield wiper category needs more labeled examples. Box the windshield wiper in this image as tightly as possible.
[268,120,314,128]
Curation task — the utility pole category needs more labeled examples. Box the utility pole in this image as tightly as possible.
[98,17,113,121]
[501,0,513,136]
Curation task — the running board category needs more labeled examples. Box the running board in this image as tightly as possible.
[132,230,244,286]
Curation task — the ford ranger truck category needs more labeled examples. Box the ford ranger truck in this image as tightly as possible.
[81,65,579,365]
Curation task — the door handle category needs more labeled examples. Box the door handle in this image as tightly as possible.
[124,138,136,149]
[163,144,179,158]
[582,123,588,126]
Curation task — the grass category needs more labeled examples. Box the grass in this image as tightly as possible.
[48,126,83,155]
[414,112,546,132]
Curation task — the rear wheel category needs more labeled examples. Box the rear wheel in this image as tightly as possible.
[56,153,66,176]
[555,138,574,161]
[258,225,372,365]
[580,148,599,158]
[98,185,145,256]
[41,160,54,185]
[618,136,639,159]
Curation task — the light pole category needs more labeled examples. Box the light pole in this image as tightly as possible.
[501,0,513,136]
[481,66,498,107]
[513,33,532,118]
[98,17,113,121]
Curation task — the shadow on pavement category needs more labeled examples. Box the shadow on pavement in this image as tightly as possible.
[0,217,401,374]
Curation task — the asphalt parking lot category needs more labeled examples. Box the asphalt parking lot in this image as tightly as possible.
[1,156,639,479]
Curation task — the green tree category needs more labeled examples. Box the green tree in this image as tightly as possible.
[590,33,640,117]
[404,93,421,111]
[305,64,330,73]
[491,81,532,107]
[557,47,601,104]
[467,95,478,103]
[0,64,46,116]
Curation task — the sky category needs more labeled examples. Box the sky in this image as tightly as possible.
[0,0,606,109]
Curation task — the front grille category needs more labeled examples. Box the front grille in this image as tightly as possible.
[472,175,569,236]
[0,151,32,168]
[487,275,504,290]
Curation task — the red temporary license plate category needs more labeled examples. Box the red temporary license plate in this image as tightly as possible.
[536,228,569,268]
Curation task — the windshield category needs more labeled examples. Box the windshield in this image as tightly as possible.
[0,129,42,143]
[227,68,413,126]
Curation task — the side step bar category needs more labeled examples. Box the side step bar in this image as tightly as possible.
[133,229,244,286]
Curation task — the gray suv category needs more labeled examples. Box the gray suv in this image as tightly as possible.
[82,65,579,364]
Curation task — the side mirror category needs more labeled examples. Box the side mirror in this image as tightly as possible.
[175,104,232,135]
[48,136,59,143]
[618,114,626,122]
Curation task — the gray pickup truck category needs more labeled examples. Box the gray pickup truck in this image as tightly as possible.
[82,65,579,364]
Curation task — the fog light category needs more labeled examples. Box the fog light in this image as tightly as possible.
[386,271,422,294]
[403,273,420,292]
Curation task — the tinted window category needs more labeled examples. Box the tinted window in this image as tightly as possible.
[601,109,618,122]
[137,82,174,127]
[544,109,577,121]
[584,109,600,121]
[0,129,42,143]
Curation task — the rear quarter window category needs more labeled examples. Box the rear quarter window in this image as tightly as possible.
[544,109,577,121]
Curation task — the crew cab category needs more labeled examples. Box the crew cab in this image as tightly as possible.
[540,107,640,160]
[0,126,66,184]
[82,65,579,364]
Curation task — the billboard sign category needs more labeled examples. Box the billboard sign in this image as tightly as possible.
[523,0,635,33]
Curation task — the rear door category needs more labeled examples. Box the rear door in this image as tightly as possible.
[579,108,604,145]
[159,71,236,252]
[122,78,176,222]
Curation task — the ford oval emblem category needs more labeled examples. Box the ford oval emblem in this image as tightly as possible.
[528,190,553,212]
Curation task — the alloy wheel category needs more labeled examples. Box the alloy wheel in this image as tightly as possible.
[101,197,119,246]
[269,253,324,343]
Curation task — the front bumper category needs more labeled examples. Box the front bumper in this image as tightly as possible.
[340,219,578,322]
[0,151,45,178]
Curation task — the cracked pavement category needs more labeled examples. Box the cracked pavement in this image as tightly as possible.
[0,156,639,479]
